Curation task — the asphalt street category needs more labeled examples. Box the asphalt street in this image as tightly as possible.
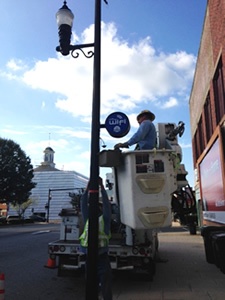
[1,223,225,299]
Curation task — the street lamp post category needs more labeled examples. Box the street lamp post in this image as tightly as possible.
[56,1,102,299]
[46,188,52,223]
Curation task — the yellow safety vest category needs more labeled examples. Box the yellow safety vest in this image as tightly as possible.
[79,215,111,248]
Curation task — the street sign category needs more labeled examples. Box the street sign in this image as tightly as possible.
[105,112,130,138]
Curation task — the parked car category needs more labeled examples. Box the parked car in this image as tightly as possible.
[6,215,23,224]
[29,215,46,222]
[0,216,7,225]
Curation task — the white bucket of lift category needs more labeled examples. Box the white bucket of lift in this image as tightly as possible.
[115,150,177,229]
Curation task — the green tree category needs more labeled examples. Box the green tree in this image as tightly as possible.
[0,138,36,205]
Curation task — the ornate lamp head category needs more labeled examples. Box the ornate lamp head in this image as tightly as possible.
[56,1,74,56]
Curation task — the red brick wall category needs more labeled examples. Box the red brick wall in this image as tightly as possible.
[189,6,213,136]
[190,0,225,161]
[208,0,225,63]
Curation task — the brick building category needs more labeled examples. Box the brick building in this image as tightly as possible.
[189,0,225,225]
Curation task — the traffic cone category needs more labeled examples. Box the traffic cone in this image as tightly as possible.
[45,257,57,269]
[0,273,5,300]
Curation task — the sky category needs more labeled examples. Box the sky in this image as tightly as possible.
[0,0,207,188]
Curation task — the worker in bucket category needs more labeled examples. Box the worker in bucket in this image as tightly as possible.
[114,109,156,150]
[79,177,112,300]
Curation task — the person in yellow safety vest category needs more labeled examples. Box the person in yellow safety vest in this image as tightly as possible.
[79,177,112,300]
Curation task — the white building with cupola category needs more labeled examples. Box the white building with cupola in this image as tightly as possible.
[25,146,88,221]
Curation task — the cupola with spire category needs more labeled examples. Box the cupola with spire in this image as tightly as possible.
[34,146,60,172]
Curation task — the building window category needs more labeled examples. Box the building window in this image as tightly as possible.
[193,133,198,165]
[204,93,213,143]
[194,116,204,162]
[213,58,225,125]
[198,116,204,153]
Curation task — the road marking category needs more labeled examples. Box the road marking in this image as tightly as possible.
[32,230,51,235]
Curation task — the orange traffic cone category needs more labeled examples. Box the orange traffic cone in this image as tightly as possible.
[45,257,57,269]
[0,273,5,300]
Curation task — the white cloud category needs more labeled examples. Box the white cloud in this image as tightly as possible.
[1,128,27,136]
[164,51,196,79]
[41,101,46,109]
[6,59,27,71]
[2,22,196,122]
[161,97,179,109]
[179,142,192,149]
[60,150,96,177]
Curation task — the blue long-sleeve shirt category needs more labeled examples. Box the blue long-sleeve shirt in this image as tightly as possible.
[80,188,111,254]
[127,119,156,150]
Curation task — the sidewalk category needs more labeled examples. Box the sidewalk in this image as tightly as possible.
[112,225,225,300]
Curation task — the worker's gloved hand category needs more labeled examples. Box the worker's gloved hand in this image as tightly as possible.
[114,143,129,149]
